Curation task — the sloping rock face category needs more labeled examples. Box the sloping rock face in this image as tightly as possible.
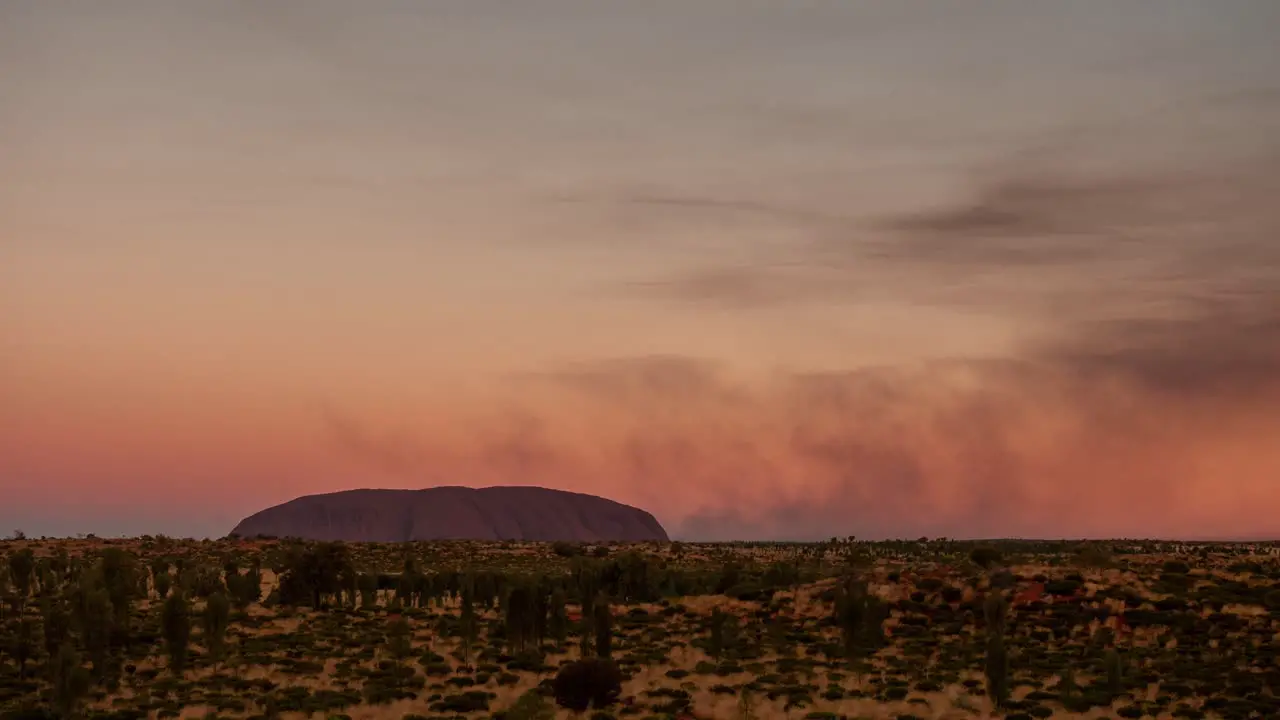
[229,486,669,542]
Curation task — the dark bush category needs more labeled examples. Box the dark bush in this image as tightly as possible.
[1044,580,1081,596]
[552,658,623,712]
[916,577,944,593]
[969,546,1003,569]
[551,542,581,558]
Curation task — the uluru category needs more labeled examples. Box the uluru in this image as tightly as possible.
[229,485,670,542]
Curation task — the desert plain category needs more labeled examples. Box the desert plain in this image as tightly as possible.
[3,536,1279,720]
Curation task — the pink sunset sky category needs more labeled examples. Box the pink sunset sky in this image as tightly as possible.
[3,1,1280,540]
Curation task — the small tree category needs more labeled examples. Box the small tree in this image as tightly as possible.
[1105,648,1124,698]
[0,564,10,623]
[983,591,1008,635]
[386,615,412,662]
[458,587,477,667]
[708,607,727,660]
[593,595,613,659]
[161,591,191,675]
[277,542,354,609]
[226,566,262,611]
[40,595,71,673]
[833,574,885,665]
[8,618,34,679]
[505,584,536,654]
[7,549,35,612]
[202,591,231,667]
[983,589,1010,709]
[150,558,172,600]
[154,571,172,601]
[532,585,549,646]
[766,609,792,657]
[574,561,599,655]
[68,573,113,681]
[1058,666,1077,701]
[984,633,1009,708]
[548,589,568,646]
[98,547,140,634]
[50,641,90,720]
[737,685,758,720]
[357,573,378,610]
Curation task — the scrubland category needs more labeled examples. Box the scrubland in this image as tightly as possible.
[3,535,1279,720]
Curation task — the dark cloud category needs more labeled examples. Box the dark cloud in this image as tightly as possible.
[547,190,850,227]
[863,154,1280,402]
[868,174,1178,266]
[1040,302,1280,400]
[613,119,1280,312]
[864,160,1280,266]
[618,147,1280,390]
[617,263,846,309]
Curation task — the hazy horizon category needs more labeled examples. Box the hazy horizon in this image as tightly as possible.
[4,1,1280,541]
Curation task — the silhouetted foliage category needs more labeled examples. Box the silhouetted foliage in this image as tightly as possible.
[160,591,191,674]
[969,546,1003,569]
[985,632,1009,708]
[505,584,538,654]
[386,615,412,661]
[984,591,1008,635]
[7,549,35,610]
[833,574,887,662]
[202,591,230,666]
[593,595,612,659]
[548,589,569,644]
[277,542,355,609]
[552,657,623,712]
[984,589,1010,708]
[50,641,90,719]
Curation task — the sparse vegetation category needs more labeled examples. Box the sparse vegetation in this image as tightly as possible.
[2,536,1280,719]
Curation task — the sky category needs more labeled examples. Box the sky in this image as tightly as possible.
[3,0,1280,540]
